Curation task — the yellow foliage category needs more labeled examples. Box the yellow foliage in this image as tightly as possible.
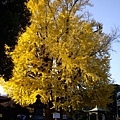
[0,76,5,86]
[4,0,113,110]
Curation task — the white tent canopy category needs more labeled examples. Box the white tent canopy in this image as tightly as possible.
[89,105,105,112]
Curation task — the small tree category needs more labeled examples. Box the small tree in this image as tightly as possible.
[3,0,113,110]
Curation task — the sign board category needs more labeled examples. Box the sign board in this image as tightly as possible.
[117,99,120,106]
[117,92,120,97]
[53,112,60,119]
[0,114,2,117]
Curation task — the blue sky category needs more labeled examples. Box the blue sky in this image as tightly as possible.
[86,0,120,84]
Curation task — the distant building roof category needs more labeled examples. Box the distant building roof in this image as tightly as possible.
[0,96,10,103]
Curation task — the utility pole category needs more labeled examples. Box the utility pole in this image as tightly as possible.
[116,92,120,120]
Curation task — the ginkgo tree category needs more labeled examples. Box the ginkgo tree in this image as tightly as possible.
[3,0,114,110]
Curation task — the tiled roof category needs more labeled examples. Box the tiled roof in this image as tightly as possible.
[0,96,10,103]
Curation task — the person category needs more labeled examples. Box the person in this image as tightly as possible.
[102,114,105,120]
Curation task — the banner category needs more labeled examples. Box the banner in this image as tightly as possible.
[117,92,120,106]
